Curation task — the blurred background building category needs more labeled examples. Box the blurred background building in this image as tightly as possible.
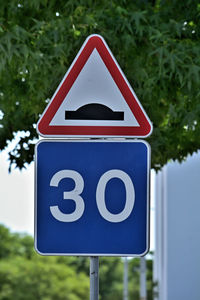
[154,152,200,300]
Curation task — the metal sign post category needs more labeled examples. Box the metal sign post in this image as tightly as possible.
[140,257,146,300]
[90,257,99,300]
[123,257,128,300]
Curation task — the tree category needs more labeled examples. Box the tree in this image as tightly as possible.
[0,256,89,300]
[0,225,126,299]
[0,0,200,170]
[99,257,123,300]
[0,224,35,259]
[129,257,153,300]
[0,225,157,300]
[0,224,90,300]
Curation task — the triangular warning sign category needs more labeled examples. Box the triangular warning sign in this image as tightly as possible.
[37,34,153,138]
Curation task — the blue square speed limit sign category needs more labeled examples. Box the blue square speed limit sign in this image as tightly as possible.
[34,140,150,256]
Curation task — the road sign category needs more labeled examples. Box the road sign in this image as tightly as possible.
[37,34,152,138]
[35,140,150,256]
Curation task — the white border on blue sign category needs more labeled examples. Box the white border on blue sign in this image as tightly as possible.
[34,139,151,257]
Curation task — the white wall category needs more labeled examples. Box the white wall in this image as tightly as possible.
[154,152,200,300]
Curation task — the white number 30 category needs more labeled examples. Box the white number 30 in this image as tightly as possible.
[50,169,135,223]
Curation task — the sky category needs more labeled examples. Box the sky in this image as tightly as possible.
[0,146,34,235]
[0,139,155,250]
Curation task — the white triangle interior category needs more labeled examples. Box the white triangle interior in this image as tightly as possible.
[50,49,139,127]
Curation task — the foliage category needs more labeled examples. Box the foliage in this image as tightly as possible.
[128,257,153,300]
[99,257,123,300]
[0,0,200,170]
[0,256,89,300]
[0,224,89,300]
[0,224,154,299]
[0,224,34,259]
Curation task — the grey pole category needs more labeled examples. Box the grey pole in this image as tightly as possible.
[140,257,146,300]
[123,257,128,300]
[90,256,99,300]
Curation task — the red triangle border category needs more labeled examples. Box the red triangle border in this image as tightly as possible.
[37,34,152,137]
